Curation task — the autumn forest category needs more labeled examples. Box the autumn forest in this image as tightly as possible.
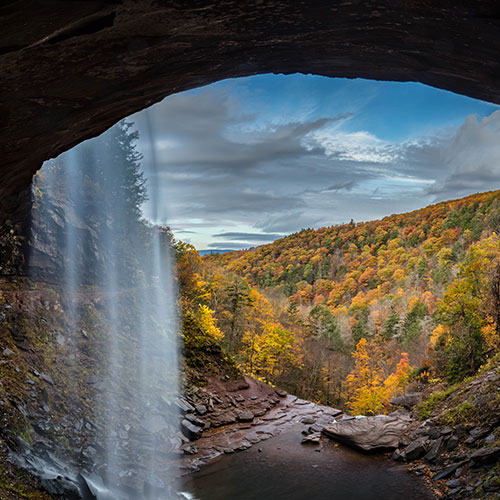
[178,190,500,416]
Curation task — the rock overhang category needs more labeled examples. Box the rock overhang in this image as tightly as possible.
[2,1,500,207]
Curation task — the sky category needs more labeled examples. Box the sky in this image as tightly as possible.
[130,73,500,251]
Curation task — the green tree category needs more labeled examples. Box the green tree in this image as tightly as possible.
[308,305,345,352]
[382,309,399,340]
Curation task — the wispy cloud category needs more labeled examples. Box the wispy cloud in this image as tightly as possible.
[212,232,283,242]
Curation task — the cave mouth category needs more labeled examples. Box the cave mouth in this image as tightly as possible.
[3,3,500,497]
[4,69,500,499]
[28,71,500,401]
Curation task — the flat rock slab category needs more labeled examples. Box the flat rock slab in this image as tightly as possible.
[322,415,410,452]
[180,383,339,473]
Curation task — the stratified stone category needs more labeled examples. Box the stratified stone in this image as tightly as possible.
[322,415,411,452]
[181,419,203,440]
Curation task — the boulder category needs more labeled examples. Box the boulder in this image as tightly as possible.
[390,393,422,410]
[470,446,500,465]
[181,419,203,440]
[404,437,429,461]
[237,410,254,422]
[424,436,445,462]
[322,415,410,452]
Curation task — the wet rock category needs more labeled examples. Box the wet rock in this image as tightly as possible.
[404,437,429,461]
[424,437,445,462]
[211,412,237,427]
[181,444,198,455]
[176,398,195,413]
[237,410,254,422]
[141,414,168,434]
[308,423,324,433]
[253,409,267,417]
[235,394,245,403]
[322,415,410,451]
[41,476,81,498]
[144,472,166,496]
[470,446,500,465]
[185,413,205,428]
[302,432,321,444]
[391,448,405,461]
[301,416,316,425]
[181,419,203,440]
[275,389,287,397]
[195,404,207,415]
[433,462,466,481]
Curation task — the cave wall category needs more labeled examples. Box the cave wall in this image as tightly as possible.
[2,0,500,209]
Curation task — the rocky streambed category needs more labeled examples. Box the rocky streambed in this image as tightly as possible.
[177,377,435,500]
[178,372,500,500]
[178,376,343,474]
[2,360,498,499]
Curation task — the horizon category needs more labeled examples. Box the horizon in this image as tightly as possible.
[196,187,500,253]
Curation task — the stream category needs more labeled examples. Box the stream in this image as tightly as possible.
[181,424,435,500]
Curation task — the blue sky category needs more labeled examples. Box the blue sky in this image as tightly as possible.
[131,74,500,250]
[227,74,496,141]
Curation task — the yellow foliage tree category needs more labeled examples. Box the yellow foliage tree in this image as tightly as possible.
[346,338,385,415]
[383,352,412,400]
[241,321,301,383]
[198,304,224,341]
[346,339,412,415]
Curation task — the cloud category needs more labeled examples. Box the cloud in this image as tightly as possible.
[427,110,500,198]
[206,242,255,250]
[212,232,283,242]
[129,81,500,249]
[172,229,197,234]
[325,181,357,191]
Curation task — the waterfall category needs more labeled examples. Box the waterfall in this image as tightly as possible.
[30,116,180,499]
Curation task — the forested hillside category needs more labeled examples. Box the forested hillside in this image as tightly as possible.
[191,191,500,414]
